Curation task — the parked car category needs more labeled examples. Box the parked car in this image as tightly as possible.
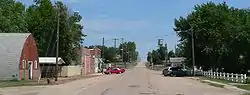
[162,67,171,75]
[186,69,203,76]
[117,67,126,73]
[104,67,125,74]
[162,67,186,77]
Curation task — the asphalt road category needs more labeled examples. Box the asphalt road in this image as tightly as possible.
[0,62,243,95]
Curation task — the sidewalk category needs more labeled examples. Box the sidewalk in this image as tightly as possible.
[187,77,250,93]
[44,73,104,85]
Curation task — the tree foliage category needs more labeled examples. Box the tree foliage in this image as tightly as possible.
[147,45,168,65]
[174,2,250,73]
[168,50,175,58]
[0,0,27,33]
[1,0,85,65]
[119,41,138,62]
[86,45,116,63]
[87,41,139,63]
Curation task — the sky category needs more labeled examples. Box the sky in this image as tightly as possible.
[20,0,250,60]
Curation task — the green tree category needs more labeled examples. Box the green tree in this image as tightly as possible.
[0,0,27,33]
[151,50,161,65]
[26,0,85,64]
[104,47,116,62]
[119,41,138,62]
[174,2,250,73]
[168,50,175,58]
[86,45,117,63]
[157,46,168,61]
[174,44,185,57]
[25,0,57,57]
[147,52,152,63]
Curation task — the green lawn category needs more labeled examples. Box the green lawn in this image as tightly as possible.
[200,77,250,91]
[200,77,232,84]
[0,80,36,88]
[200,80,225,88]
[0,79,48,88]
[241,93,250,95]
[207,82,225,88]
[236,85,250,90]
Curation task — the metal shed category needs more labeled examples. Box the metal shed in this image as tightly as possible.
[0,33,40,80]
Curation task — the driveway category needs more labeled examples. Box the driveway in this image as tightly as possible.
[0,62,243,95]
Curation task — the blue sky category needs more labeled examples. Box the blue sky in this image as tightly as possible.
[20,0,250,60]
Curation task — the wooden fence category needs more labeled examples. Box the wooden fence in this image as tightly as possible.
[203,71,247,83]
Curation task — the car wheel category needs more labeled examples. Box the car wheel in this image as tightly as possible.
[170,73,174,77]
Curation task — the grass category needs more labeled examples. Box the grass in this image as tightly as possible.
[200,77,232,84]
[200,80,225,88]
[207,82,225,88]
[0,80,39,88]
[236,85,250,90]
[241,93,250,95]
[200,77,250,91]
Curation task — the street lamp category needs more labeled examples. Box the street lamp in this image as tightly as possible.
[176,27,196,76]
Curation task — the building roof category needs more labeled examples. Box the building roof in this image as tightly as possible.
[39,57,65,64]
[82,47,90,56]
[169,57,186,63]
[0,33,31,79]
[89,47,101,57]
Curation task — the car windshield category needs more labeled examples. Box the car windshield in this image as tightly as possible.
[112,68,120,70]
[170,67,182,70]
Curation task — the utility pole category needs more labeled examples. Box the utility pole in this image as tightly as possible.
[121,38,125,68]
[176,27,196,76]
[102,37,105,58]
[151,53,153,69]
[55,5,60,81]
[165,43,168,67]
[102,37,105,70]
[191,29,196,76]
[113,38,119,66]
[126,44,129,63]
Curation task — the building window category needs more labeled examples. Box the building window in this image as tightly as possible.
[34,60,38,69]
[22,60,26,69]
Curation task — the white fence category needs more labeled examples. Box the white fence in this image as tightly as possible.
[203,71,247,83]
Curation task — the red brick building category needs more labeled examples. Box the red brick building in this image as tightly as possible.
[89,47,102,73]
[89,47,101,58]
[0,33,40,80]
[82,47,92,75]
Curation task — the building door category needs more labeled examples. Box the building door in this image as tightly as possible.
[28,61,33,79]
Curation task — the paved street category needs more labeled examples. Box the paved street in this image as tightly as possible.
[0,62,242,95]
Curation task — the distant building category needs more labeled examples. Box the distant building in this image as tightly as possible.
[82,47,92,75]
[89,47,102,73]
[169,57,186,67]
[0,33,40,80]
[39,57,66,78]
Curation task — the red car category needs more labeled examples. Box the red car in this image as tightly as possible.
[104,67,125,74]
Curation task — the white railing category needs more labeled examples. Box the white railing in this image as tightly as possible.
[203,71,247,83]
